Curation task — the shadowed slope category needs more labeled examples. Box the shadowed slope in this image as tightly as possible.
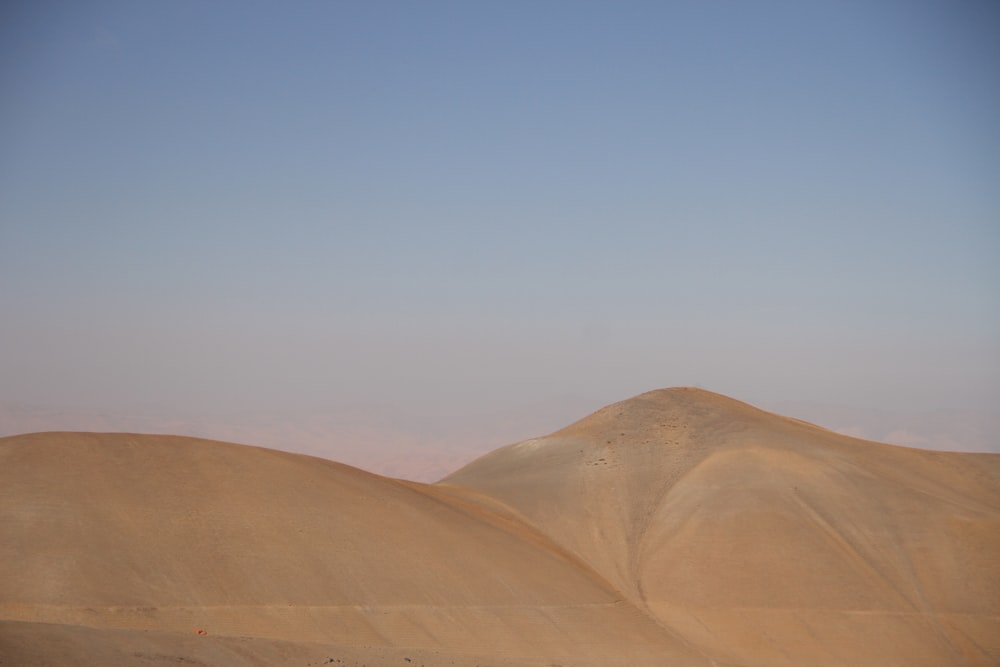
[0,431,706,666]
[442,387,1000,667]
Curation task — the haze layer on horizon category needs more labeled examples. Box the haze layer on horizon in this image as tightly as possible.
[2,2,998,429]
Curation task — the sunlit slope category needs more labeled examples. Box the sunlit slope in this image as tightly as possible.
[442,387,1000,667]
[0,431,705,666]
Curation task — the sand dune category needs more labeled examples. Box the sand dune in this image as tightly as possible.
[2,388,998,665]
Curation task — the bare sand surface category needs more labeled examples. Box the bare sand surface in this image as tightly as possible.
[2,388,998,665]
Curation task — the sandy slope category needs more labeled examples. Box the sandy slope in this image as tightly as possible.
[2,387,998,666]
[0,431,702,666]
[443,388,1000,666]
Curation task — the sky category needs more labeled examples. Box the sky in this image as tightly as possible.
[2,1,998,448]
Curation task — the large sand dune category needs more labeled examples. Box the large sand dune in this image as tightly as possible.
[2,388,998,665]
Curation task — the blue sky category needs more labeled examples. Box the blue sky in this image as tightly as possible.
[2,1,998,423]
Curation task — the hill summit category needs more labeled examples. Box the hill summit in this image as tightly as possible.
[2,387,998,666]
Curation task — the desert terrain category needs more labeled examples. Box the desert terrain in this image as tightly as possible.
[2,388,998,666]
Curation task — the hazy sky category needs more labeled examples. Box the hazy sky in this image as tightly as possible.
[2,1,998,422]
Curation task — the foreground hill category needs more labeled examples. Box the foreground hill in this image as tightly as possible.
[0,431,696,666]
[2,388,998,666]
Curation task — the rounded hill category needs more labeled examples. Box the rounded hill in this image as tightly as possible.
[0,430,704,666]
